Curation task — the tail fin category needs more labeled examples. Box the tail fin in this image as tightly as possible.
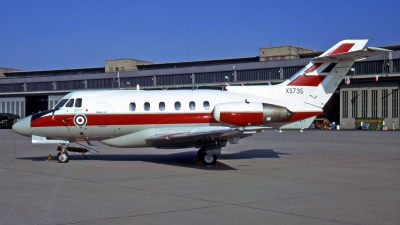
[282,39,391,109]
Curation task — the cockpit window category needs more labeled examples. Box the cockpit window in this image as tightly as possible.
[53,99,68,110]
[65,99,74,107]
[75,98,82,108]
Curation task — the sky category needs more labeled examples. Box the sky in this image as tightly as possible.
[0,0,399,71]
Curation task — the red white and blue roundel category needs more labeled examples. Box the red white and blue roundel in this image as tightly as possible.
[74,114,87,126]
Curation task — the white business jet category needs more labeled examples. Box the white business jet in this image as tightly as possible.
[13,39,390,164]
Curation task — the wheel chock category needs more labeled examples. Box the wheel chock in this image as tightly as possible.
[215,161,221,166]
[196,162,204,166]
[46,154,52,161]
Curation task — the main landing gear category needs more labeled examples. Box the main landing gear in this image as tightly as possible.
[197,147,220,165]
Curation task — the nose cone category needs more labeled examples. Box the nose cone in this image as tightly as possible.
[12,116,32,137]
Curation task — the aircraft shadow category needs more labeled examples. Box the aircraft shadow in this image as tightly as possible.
[17,149,288,170]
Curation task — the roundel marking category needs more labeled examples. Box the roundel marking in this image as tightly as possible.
[74,114,87,126]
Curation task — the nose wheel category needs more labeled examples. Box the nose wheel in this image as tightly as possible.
[57,143,70,163]
[197,147,217,165]
[57,151,69,163]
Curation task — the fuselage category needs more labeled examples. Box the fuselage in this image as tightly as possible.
[14,88,321,147]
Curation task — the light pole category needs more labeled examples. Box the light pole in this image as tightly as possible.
[116,68,120,88]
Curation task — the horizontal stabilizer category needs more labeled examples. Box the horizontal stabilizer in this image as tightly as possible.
[313,47,391,62]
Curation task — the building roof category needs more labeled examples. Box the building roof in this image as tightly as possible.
[4,67,105,78]
[137,56,260,70]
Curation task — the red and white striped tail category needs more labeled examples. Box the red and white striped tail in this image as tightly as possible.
[281,39,390,109]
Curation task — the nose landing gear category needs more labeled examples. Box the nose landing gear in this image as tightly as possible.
[56,143,89,163]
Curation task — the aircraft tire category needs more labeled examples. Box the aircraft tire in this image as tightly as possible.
[57,152,69,163]
[197,147,205,159]
[202,154,217,165]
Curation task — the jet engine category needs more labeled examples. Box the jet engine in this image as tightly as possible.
[213,102,292,126]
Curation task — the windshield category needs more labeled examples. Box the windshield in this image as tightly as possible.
[53,99,69,110]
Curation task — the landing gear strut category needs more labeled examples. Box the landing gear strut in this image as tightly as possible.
[197,147,218,165]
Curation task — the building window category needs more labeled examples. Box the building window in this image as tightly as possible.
[144,102,150,111]
[382,89,388,118]
[21,101,25,118]
[159,102,165,111]
[361,90,368,118]
[189,101,195,110]
[129,103,136,111]
[392,89,398,118]
[203,101,210,110]
[351,91,358,118]
[16,101,19,115]
[174,101,181,111]
[342,91,348,118]
[371,90,378,117]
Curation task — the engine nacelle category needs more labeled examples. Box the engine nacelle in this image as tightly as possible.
[213,102,292,126]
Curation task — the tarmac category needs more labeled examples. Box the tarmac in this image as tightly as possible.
[0,129,399,225]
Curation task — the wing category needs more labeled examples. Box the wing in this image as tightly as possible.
[146,126,263,149]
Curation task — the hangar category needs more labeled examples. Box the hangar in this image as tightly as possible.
[1,42,399,129]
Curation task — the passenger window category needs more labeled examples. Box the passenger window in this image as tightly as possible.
[174,101,181,111]
[129,102,136,111]
[65,99,74,107]
[159,102,165,111]
[203,101,210,110]
[189,101,195,110]
[144,102,150,111]
[75,98,82,108]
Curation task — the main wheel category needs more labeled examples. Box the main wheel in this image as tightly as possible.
[202,154,217,165]
[197,147,205,159]
[57,152,69,163]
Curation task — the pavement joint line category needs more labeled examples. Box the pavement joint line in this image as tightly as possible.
[229,204,364,225]
[59,204,224,224]
[222,170,387,190]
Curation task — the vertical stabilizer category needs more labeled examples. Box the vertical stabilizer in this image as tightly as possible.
[280,39,390,109]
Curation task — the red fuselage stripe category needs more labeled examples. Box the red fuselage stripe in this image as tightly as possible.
[31,113,218,127]
[31,112,321,127]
